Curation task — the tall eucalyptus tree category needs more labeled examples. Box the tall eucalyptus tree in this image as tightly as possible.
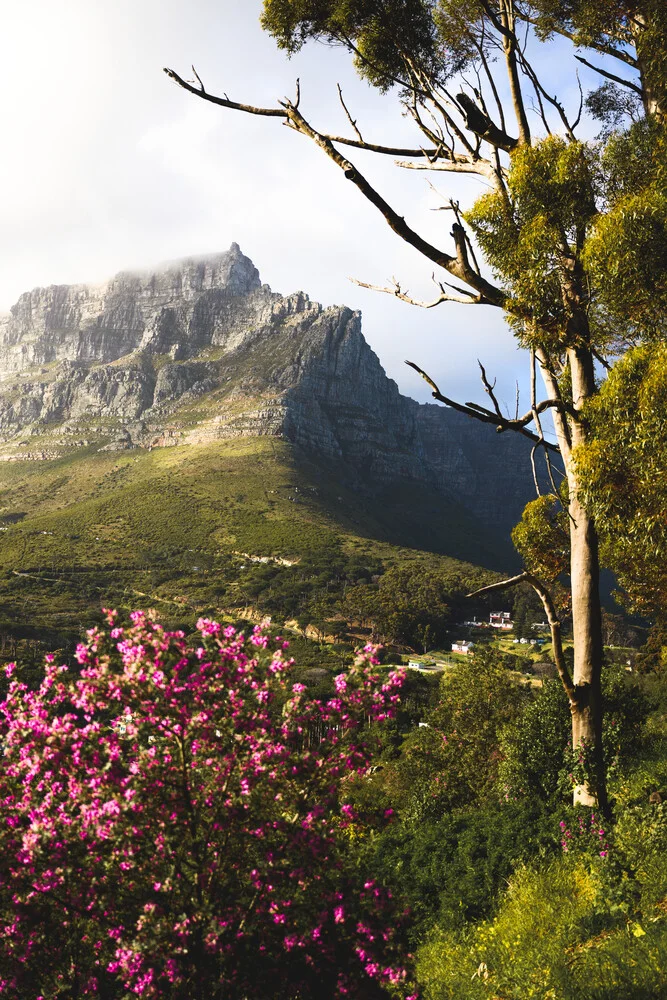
[165,1,667,808]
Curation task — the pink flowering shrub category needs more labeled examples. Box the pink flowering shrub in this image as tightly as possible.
[0,610,415,999]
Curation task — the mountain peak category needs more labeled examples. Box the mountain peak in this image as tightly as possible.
[110,244,262,300]
[0,250,540,553]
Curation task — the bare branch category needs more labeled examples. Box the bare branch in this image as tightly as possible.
[395,157,501,181]
[191,65,205,93]
[280,102,506,304]
[405,361,560,451]
[351,275,486,307]
[467,570,575,704]
[478,359,503,418]
[166,67,445,159]
[536,346,572,459]
[165,68,508,305]
[572,71,585,132]
[164,67,287,116]
[337,84,363,142]
[592,347,612,372]
[518,51,579,139]
[529,349,543,495]
[450,200,482,275]
[499,1,531,145]
[574,55,643,95]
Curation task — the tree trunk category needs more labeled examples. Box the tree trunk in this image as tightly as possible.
[566,346,607,811]
[567,492,606,808]
[633,12,667,121]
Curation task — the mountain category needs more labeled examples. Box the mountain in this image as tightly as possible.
[0,244,536,533]
[0,246,548,652]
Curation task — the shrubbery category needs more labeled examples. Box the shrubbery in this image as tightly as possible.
[416,854,667,1000]
[0,611,415,999]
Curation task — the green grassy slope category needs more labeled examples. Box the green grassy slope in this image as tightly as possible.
[0,436,510,652]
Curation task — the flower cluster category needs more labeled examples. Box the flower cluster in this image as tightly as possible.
[0,611,413,998]
[559,812,609,858]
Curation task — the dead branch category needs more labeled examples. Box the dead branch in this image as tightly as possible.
[166,67,443,159]
[456,91,518,150]
[165,67,506,305]
[574,55,643,95]
[351,276,486,307]
[394,157,500,181]
[405,361,560,452]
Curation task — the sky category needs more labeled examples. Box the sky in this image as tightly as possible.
[0,0,606,414]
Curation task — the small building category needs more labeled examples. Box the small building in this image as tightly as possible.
[407,660,441,672]
[452,641,474,654]
[489,611,513,630]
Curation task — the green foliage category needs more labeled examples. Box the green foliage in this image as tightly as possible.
[511,585,544,642]
[343,559,496,649]
[382,650,529,819]
[576,342,667,612]
[512,493,569,582]
[636,618,667,675]
[466,138,600,337]
[415,854,667,1000]
[586,81,643,138]
[499,668,651,803]
[260,0,441,90]
[584,120,667,342]
[371,800,557,936]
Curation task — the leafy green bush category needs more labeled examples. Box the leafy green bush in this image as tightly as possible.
[371,800,557,936]
[383,650,529,819]
[499,667,651,802]
[416,855,667,1000]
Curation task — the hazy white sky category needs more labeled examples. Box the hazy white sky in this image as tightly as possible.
[0,0,602,411]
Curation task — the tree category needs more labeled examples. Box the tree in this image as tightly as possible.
[576,342,667,616]
[164,1,667,808]
[0,611,414,998]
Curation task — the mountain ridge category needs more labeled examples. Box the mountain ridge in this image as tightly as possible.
[0,244,539,538]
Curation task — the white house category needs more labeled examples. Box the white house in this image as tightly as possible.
[489,612,513,630]
[407,660,442,672]
[452,641,474,654]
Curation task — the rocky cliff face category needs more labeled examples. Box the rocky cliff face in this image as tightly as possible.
[0,245,537,531]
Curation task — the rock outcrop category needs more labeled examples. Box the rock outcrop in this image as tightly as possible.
[0,245,539,532]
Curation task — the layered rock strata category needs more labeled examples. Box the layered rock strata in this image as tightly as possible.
[0,245,537,529]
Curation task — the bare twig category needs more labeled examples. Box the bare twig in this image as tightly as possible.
[478,360,503,419]
[337,84,363,142]
[191,65,205,93]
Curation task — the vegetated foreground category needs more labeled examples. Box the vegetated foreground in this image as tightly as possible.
[0,610,665,998]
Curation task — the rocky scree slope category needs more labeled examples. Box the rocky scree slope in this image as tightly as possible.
[0,244,537,534]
